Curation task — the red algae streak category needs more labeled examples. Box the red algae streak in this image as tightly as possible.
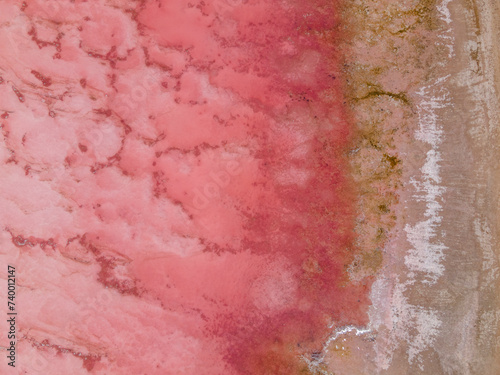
[11,86,25,103]
[30,70,52,87]
[0,0,367,374]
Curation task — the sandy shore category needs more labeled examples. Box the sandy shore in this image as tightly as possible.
[314,0,500,373]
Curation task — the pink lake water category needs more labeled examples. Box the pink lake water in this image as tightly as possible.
[0,0,374,374]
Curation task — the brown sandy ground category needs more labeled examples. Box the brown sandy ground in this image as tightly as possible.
[309,0,500,373]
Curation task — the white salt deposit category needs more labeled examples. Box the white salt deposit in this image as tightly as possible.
[404,78,450,284]
[368,0,456,369]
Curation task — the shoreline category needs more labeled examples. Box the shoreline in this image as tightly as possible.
[318,0,500,373]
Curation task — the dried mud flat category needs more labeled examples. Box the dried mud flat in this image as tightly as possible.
[319,0,500,373]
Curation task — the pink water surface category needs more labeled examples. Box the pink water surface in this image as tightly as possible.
[0,0,370,373]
